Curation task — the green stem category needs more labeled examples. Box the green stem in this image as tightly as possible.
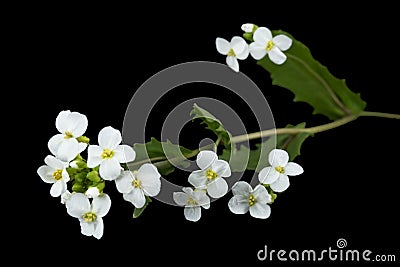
[359,111,400,119]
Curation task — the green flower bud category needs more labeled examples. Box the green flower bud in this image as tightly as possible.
[86,170,101,182]
[72,183,85,193]
[77,135,90,144]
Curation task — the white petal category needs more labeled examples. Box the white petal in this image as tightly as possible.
[196,150,217,170]
[182,187,194,195]
[92,194,111,217]
[188,170,207,188]
[268,46,287,65]
[258,166,279,184]
[270,174,290,192]
[184,206,201,222]
[57,138,80,162]
[124,188,145,208]
[115,171,134,193]
[87,145,103,168]
[273,34,292,51]
[93,217,104,239]
[85,187,100,198]
[249,203,271,219]
[231,181,252,196]
[228,195,249,214]
[173,192,189,206]
[80,221,95,237]
[99,158,122,181]
[78,142,87,154]
[249,42,267,60]
[37,165,56,183]
[207,178,228,198]
[212,160,231,178]
[48,134,64,156]
[66,193,90,218]
[44,155,65,169]
[253,27,272,45]
[196,192,210,209]
[67,112,88,137]
[138,164,161,197]
[55,110,71,134]
[114,145,136,163]
[285,162,304,176]
[226,56,239,72]
[241,23,254,33]
[216,37,230,55]
[98,126,122,150]
[269,149,289,167]
[50,181,65,197]
[236,45,249,60]
[252,184,271,204]
[231,36,247,55]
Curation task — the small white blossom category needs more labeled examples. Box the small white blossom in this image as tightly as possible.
[188,150,231,199]
[115,164,161,208]
[258,149,303,192]
[37,155,70,197]
[48,110,88,161]
[173,187,210,222]
[241,23,255,33]
[66,193,111,239]
[228,181,272,219]
[85,187,100,198]
[249,27,292,65]
[87,126,136,181]
[216,36,249,72]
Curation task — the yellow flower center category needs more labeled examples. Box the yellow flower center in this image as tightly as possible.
[83,212,97,222]
[206,169,218,180]
[64,131,74,139]
[227,48,236,57]
[52,169,63,180]
[101,149,114,159]
[248,194,256,206]
[275,166,285,174]
[266,40,275,51]
[132,179,141,188]
[187,197,198,206]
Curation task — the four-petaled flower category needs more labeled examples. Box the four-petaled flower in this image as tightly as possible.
[188,150,231,199]
[216,36,249,72]
[249,27,292,65]
[87,126,136,180]
[228,181,272,219]
[173,187,210,222]
[258,149,304,192]
[48,110,88,162]
[66,193,111,239]
[37,155,70,197]
[115,164,161,208]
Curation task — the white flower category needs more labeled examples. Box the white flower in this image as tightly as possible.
[249,27,292,65]
[61,190,73,204]
[258,149,304,192]
[66,193,111,239]
[228,181,272,219]
[188,150,231,199]
[241,23,255,33]
[48,110,88,162]
[87,126,136,181]
[37,155,70,197]
[85,187,100,198]
[173,187,210,222]
[216,36,249,72]
[115,164,161,208]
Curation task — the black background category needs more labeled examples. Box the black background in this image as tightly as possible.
[13,2,399,265]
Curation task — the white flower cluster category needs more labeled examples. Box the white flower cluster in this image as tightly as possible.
[216,23,293,72]
[37,110,161,239]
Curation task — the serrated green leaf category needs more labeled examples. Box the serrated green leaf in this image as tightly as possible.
[190,103,232,148]
[133,196,152,219]
[257,30,366,120]
[129,137,194,176]
[220,123,311,172]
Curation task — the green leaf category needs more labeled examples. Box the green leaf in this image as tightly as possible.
[129,137,194,176]
[220,123,311,172]
[133,196,152,219]
[190,103,232,148]
[257,30,366,120]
